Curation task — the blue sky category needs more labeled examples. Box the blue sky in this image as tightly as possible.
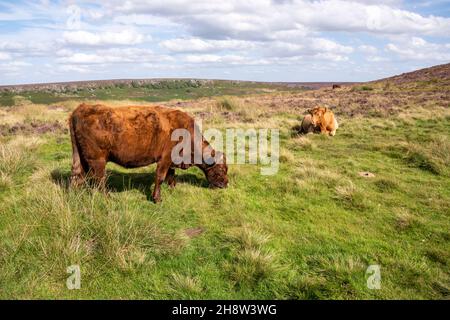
[0,0,449,85]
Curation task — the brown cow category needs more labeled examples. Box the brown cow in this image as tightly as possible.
[309,106,339,136]
[298,114,318,134]
[69,103,228,203]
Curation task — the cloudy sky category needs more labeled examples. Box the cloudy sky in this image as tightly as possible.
[0,0,449,85]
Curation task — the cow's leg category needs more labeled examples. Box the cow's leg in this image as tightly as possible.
[165,168,176,188]
[70,160,86,187]
[87,158,107,191]
[152,160,171,203]
[71,155,90,187]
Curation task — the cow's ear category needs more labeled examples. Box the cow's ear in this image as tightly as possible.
[204,148,216,165]
[215,151,225,165]
[204,150,225,165]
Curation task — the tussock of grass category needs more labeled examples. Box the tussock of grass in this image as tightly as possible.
[216,96,238,111]
[387,136,449,176]
[230,225,271,249]
[374,178,399,192]
[425,248,449,266]
[334,180,368,210]
[287,136,316,151]
[394,210,416,231]
[0,171,13,190]
[293,159,341,189]
[214,96,268,123]
[228,248,276,285]
[224,226,280,287]
[428,135,450,167]
[279,148,295,163]
[404,148,444,175]
[0,136,41,179]
[169,273,203,296]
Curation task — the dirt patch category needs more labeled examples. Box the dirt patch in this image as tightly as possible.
[358,171,375,178]
[0,120,67,136]
[184,227,205,238]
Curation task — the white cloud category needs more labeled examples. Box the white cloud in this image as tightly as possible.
[184,54,270,66]
[386,37,450,61]
[265,38,353,59]
[105,0,450,38]
[294,1,450,36]
[313,52,349,62]
[113,14,179,27]
[358,45,378,54]
[0,61,32,74]
[0,52,11,60]
[366,55,389,62]
[161,38,253,53]
[63,29,145,46]
[58,64,91,73]
[0,39,54,57]
[57,48,173,65]
[184,54,223,63]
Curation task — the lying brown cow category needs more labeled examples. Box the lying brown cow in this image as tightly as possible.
[298,114,319,134]
[69,103,228,202]
[309,106,339,136]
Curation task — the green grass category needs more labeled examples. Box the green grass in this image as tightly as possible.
[0,91,449,299]
[351,85,374,92]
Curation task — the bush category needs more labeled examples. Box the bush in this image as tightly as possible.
[216,97,238,111]
[352,85,374,92]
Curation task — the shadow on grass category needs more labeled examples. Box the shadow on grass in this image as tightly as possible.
[51,168,208,200]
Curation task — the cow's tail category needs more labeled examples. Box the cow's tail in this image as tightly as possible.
[69,113,83,186]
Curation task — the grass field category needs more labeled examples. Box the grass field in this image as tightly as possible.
[0,70,449,299]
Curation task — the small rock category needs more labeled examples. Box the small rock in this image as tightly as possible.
[358,171,375,178]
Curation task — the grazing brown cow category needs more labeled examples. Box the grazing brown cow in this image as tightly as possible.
[332,84,341,89]
[69,103,228,203]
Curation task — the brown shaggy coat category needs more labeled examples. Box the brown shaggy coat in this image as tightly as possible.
[299,114,317,134]
[309,106,339,136]
[69,103,228,202]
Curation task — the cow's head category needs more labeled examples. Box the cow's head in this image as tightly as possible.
[203,151,228,188]
[309,107,327,127]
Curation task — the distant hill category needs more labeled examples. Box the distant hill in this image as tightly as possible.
[377,63,449,83]
[0,78,354,93]
[369,63,450,90]
[0,63,448,94]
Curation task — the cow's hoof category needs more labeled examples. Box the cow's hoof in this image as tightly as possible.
[70,176,84,188]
